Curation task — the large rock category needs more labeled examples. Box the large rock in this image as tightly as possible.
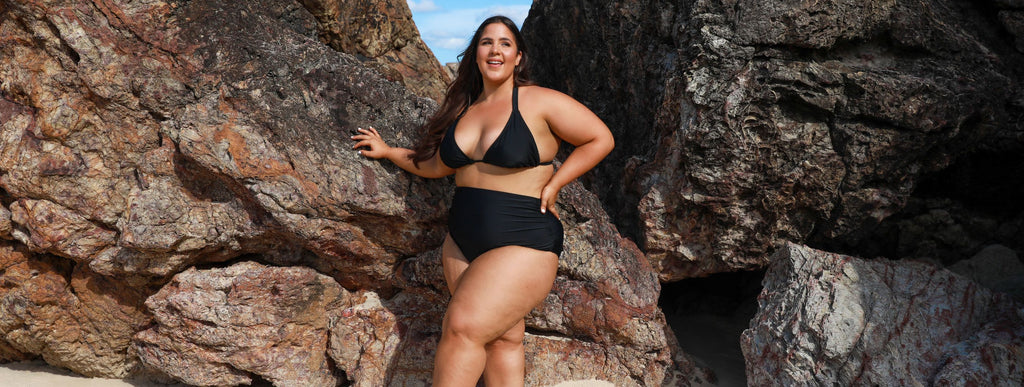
[524,0,1024,281]
[298,0,451,101]
[133,262,344,386]
[742,243,1024,385]
[0,0,444,379]
[328,283,446,386]
[0,241,150,377]
[950,244,1024,301]
[0,0,450,291]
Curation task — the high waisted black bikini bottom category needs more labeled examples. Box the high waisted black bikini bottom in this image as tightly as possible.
[448,187,564,261]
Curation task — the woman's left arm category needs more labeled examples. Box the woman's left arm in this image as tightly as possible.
[538,89,615,217]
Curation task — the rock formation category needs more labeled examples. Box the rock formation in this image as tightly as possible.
[135,262,344,386]
[525,0,1024,281]
[0,241,150,377]
[742,243,1024,385]
[0,0,706,385]
[523,0,1024,384]
[3,0,1023,385]
[297,0,451,101]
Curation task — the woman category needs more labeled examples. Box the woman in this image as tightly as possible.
[350,16,613,386]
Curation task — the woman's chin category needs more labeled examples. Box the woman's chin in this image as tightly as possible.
[481,73,513,84]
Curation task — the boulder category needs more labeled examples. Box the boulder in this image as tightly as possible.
[950,244,1024,301]
[133,262,344,386]
[742,243,1024,385]
[0,0,450,291]
[328,284,447,386]
[0,241,150,377]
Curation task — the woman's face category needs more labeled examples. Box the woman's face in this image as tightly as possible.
[475,22,522,85]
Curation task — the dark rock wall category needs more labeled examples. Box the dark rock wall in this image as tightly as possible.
[525,0,1024,384]
[524,0,1024,281]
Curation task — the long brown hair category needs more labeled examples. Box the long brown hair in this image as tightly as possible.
[410,15,533,166]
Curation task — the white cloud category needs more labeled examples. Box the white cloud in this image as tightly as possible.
[411,3,532,64]
[435,37,470,50]
[407,0,440,12]
[483,5,530,24]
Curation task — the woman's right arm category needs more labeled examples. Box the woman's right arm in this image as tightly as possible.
[351,127,455,178]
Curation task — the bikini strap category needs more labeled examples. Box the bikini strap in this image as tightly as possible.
[512,86,519,111]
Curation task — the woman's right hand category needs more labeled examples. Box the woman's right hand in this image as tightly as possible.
[351,127,391,159]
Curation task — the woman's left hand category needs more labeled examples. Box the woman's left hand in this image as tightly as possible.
[540,183,561,219]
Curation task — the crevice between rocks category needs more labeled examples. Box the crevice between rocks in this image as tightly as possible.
[660,270,763,387]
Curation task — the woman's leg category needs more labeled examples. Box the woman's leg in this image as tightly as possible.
[483,319,527,386]
[441,237,529,386]
[434,240,558,386]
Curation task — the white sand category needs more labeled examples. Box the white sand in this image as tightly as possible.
[1,361,614,386]
[0,361,183,386]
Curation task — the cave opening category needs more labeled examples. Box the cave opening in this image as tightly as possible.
[660,269,764,386]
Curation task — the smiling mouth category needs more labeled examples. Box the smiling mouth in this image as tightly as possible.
[487,60,503,65]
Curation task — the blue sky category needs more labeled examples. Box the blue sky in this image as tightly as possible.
[408,0,532,64]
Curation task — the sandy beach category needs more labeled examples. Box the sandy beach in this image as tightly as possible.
[0,360,615,386]
[0,361,181,386]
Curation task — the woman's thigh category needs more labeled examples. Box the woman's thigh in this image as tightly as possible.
[442,234,470,294]
[443,244,558,342]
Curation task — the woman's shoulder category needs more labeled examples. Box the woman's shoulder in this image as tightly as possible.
[519,85,575,107]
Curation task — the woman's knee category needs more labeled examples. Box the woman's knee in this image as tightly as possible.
[442,304,490,343]
[487,324,525,350]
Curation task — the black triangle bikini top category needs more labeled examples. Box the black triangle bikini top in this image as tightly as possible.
[439,87,554,169]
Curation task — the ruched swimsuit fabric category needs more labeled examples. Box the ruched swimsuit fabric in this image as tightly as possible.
[438,87,563,261]
[448,187,563,261]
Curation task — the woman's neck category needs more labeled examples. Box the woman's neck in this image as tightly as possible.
[477,78,515,103]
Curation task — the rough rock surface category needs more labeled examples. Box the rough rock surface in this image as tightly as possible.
[134,262,343,386]
[0,241,150,377]
[298,0,451,101]
[742,243,1024,385]
[933,315,1024,386]
[524,0,1024,281]
[526,182,713,386]
[1,0,450,293]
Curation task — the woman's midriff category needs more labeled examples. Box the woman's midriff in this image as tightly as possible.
[452,163,554,198]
